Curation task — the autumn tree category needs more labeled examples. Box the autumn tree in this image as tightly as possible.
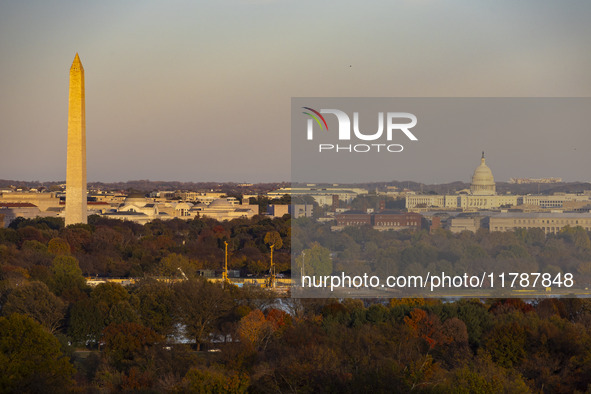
[174,278,234,350]
[237,309,273,351]
[265,308,291,332]
[47,237,71,256]
[404,308,450,350]
[102,322,162,372]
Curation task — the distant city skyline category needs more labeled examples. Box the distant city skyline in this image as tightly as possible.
[1,1,591,183]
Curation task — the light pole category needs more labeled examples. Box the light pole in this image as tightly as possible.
[301,250,305,279]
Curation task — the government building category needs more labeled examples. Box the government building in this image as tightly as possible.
[406,152,591,234]
[489,212,591,233]
[406,153,591,213]
[406,152,522,212]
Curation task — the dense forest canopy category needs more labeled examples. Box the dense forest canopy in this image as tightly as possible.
[1,215,291,279]
[1,215,591,392]
[294,218,591,292]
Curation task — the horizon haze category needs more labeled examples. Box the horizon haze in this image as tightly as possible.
[1,1,591,183]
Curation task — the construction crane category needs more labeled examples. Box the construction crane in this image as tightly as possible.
[222,241,229,288]
[266,244,276,288]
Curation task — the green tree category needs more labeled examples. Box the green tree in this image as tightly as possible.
[160,252,198,277]
[296,242,332,277]
[135,279,175,336]
[246,259,268,276]
[444,352,529,393]
[455,300,493,348]
[484,320,527,368]
[69,283,138,346]
[92,282,130,306]
[68,297,108,346]
[559,225,591,250]
[49,255,88,300]
[182,366,249,394]
[47,237,71,256]
[264,231,283,250]
[0,313,75,392]
[3,281,66,334]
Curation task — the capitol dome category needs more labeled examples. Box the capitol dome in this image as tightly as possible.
[470,152,496,195]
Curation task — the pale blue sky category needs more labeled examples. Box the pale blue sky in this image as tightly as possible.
[1,1,590,183]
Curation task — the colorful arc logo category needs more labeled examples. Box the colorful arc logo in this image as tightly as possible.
[302,107,328,131]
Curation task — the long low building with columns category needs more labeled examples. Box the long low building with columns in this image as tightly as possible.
[489,212,591,234]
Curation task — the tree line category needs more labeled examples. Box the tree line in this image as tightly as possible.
[1,215,591,392]
[2,279,591,392]
[1,215,291,280]
[293,218,591,289]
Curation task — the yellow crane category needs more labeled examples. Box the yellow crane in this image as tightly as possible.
[222,241,229,288]
[267,244,276,288]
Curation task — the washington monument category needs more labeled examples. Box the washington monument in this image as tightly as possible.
[65,53,87,225]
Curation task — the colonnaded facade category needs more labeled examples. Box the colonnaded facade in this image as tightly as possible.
[406,152,591,213]
[406,152,522,212]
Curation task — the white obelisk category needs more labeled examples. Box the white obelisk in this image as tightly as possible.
[65,53,87,225]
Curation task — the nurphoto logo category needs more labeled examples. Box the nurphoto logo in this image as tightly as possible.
[302,107,418,153]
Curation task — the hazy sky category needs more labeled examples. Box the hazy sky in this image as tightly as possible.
[1,0,590,183]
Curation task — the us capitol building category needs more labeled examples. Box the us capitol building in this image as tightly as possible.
[406,152,521,212]
[406,152,591,213]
